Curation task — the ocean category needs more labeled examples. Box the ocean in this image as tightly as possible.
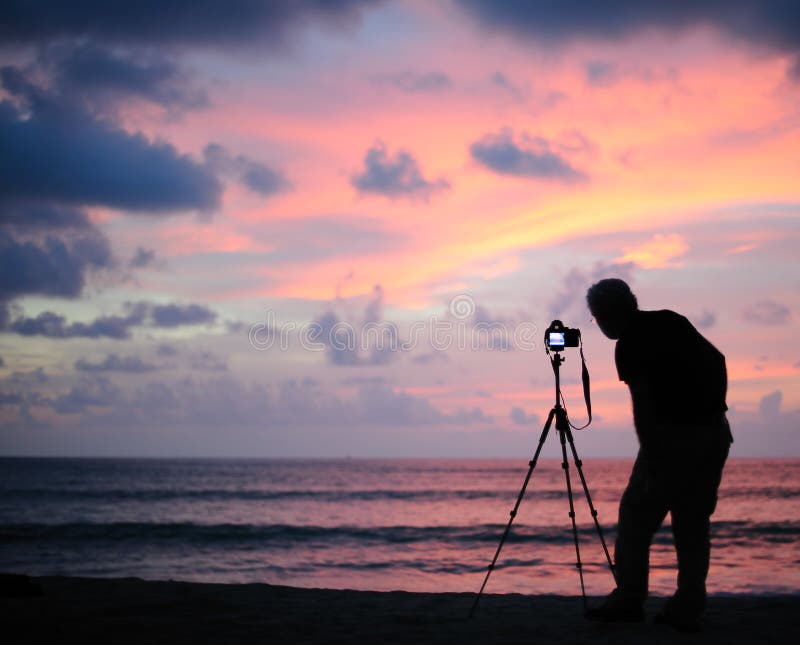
[1,457,798,596]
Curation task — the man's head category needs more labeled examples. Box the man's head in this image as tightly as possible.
[586,278,638,339]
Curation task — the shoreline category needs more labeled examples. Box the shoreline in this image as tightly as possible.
[1,575,797,643]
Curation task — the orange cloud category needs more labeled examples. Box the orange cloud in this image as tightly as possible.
[616,233,690,268]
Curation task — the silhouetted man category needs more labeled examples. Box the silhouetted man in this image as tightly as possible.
[584,278,732,633]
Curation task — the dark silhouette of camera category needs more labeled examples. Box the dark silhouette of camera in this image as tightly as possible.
[545,319,581,352]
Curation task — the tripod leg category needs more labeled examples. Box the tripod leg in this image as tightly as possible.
[468,407,555,619]
[564,427,617,586]
[558,425,588,612]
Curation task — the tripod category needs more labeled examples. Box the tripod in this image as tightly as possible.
[469,349,617,618]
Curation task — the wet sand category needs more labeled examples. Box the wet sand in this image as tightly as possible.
[1,575,798,643]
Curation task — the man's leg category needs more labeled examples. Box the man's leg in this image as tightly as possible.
[586,453,668,621]
[666,435,729,618]
[614,453,670,603]
[655,431,730,632]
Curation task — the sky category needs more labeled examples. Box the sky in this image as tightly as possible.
[0,0,798,458]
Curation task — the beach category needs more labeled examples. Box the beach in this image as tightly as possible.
[3,575,798,644]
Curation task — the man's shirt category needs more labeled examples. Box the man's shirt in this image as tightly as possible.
[615,310,729,438]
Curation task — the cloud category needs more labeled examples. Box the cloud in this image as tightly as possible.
[150,303,217,328]
[548,261,636,319]
[411,351,450,365]
[585,60,619,86]
[75,354,159,373]
[351,141,450,200]
[189,351,228,372]
[470,129,587,182]
[456,1,800,58]
[9,374,489,437]
[489,71,525,101]
[369,71,452,93]
[694,310,717,329]
[510,406,540,425]
[312,290,400,367]
[0,229,112,302]
[3,301,217,339]
[52,376,121,414]
[128,246,157,269]
[6,308,146,339]
[758,389,783,420]
[0,202,93,231]
[0,66,221,213]
[0,0,384,48]
[616,233,689,269]
[157,344,179,357]
[790,57,800,81]
[40,42,208,113]
[203,143,288,197]
[742,300,792,325]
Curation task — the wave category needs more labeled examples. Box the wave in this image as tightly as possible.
[0,487,577,503]
[2,519,797,547]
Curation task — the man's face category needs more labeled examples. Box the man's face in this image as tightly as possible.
[591,308,628,340]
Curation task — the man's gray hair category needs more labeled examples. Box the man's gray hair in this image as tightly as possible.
[586,278,638,314]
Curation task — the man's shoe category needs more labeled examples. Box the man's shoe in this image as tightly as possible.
[654,593,703,633]
[585,590,644,623]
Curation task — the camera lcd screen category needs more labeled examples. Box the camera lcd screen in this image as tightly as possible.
[549,332,565,348]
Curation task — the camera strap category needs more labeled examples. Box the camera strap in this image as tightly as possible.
[578,344,592,428]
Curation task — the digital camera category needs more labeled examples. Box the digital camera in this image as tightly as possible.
[544,319,580,351]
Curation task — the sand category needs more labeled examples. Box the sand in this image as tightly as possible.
[1,575,798,644]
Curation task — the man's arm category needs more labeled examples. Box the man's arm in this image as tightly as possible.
[627,377,659,437]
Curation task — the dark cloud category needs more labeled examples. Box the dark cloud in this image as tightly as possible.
[470,129,587,182]
[75,354,159,373]
[0,201,115,331]
[585,60,619,86]
[0,67,221,213]
[6,308,145,339]
[129,246,156,269]
[203,143,288,197]
[0,229,112,302]
[41,42,208,113]
[0,202,92,231]
[150,303,217,328]
[0,1,384,48]
[742,300,791,325]
[369,71,452,93]
[351,141,450,200]
[3,301,217,339]
[456,1,800,56]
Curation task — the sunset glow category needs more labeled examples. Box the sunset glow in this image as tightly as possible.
[0,1,798,457]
